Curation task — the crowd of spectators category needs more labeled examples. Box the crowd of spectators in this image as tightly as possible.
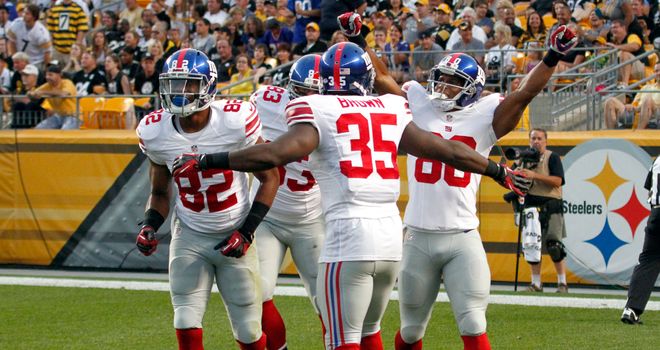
[0,0,658,129]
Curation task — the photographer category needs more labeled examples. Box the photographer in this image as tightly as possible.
[514,128,568,293]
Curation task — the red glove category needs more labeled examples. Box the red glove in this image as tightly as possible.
[172,153,205,178]
[549,25,577,55]
[494,165,531,196]
[215,231,253,258]
[136,225,158,256]
[337,12,362,37]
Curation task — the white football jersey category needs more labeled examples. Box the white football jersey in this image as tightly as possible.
[286,93,413,261]
[137,99,261,234]
[403,81,500,232]
[248,85,322,223]
[7,19,51,66]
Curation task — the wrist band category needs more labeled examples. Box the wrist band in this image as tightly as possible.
[349,34,367,49]
[143,208,165,232]
[484,159,504,180]
[542,50,562,68]
[238,201,270,239]
[203,152,230,170]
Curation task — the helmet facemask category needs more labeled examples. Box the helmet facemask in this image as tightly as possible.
[427,66,477,112]
[160,72,216,117]
[287,75,321,99]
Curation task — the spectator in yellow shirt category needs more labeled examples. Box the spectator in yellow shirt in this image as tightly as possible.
[28,65,79,129]
[228,54,256,98]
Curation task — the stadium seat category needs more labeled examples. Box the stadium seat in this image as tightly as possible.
[79,96,106,129]
[542,13,557,29]
[90,97,135,129]
[133,97,151,109]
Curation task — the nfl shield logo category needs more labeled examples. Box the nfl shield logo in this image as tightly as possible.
[191,145,198,152]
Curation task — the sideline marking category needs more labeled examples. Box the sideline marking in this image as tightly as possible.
[1,276,656,310]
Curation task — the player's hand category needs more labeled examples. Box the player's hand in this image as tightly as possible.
[549,25,577,55]
[136,225,158,256]
[215,231,253,258]
[337,12,362,37]
[172,153,205,177]
[494,165,531,196]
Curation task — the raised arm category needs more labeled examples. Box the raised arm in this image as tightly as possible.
[492,25,577,138]
[336,12,404,97]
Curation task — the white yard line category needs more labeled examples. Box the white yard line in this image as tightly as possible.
[2,276,657,310]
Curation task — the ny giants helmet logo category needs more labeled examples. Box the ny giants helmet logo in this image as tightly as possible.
[475,66,486,85]
[208,60,217,80]
[362,52,373,71]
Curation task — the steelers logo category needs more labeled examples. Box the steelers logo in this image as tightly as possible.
[562,139,652,284]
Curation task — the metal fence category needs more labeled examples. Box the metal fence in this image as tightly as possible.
[0,94,158,130]
[4,46,656,131]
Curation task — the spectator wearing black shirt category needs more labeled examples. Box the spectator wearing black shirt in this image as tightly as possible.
[319,0,367,41]
[265,42,292,87]
[208,38,235,83]
[122,30,143,62]
[292,22,328,59]
[104,54,130,95]
[432,3,455,50]
[11,63,44,128]
[101,11,124,51]
[119,46,140,85]
[10,51,44,94]
[73,51,106,96]
[133,53,159,110]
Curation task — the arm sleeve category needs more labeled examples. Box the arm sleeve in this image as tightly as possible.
[548,152,565,185]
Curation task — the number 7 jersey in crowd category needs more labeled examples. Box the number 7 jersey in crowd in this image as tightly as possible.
[285,93,413,262]
[403,80,501,232]
[136,99,261,233]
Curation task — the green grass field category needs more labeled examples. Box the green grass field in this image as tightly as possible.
[1,284,658,349]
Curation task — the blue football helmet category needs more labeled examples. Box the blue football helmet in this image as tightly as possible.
[319,42,374,96]
[160,49,218,117]
[288,54,322,99]
[427,53,485,111]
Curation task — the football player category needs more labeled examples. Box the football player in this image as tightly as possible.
[172,42,529,350]
[249,54,325,350]
[336,12,577,350]
[135,48,279,350]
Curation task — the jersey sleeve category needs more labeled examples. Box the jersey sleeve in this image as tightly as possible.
[136,109,167,165]
[243,101,262,145]
[285,99,318,129]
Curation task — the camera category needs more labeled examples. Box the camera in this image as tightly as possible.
[505,147,540,162]
[505,147,541,169]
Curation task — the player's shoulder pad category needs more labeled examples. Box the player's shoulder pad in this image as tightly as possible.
[211,99,258,130]
[211,99,260,138]
[284,95,314,125]
[478,92,503,107]
[136,108,171,142]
